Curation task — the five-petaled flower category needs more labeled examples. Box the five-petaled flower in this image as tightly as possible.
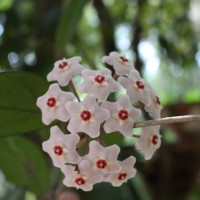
[42,126,81,168]
[47,57,84,86]
[36,83,75,125]
[105,156,137,186]
[135,126,161,160]
[65,94,110,138]
[102,95,141,136]
[79,68,120,101]
[61,159,102,191]
[84,140,121,174]
[118,69,151,105]
[144,83,162,119]
[102,51,134,75]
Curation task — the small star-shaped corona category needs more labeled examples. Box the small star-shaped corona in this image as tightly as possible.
[135,126,161,160]
[65,95,110,138]
[102,95,141,136]
[79,68,120,101]
[47,57,84,86]
[36,83,75,125]
[42,126,81,167]
[102,52,134,75]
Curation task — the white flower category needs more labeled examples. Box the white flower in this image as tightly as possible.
[102,52,134,75]
[102,95,141,136]
[65,94,110,138]
[79,68,120,101]
[42,126,80,167]
[144,83,162,119]
[118,69,151,105]
[36,83,75,125]
[84,140,121,175]
[105,156,137,186]
[135,126,161,160]
[47,57,84,86]
[61,160,103,191]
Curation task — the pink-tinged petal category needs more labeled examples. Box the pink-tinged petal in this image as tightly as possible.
[118,71,151,105]
[105,156,137,187]
[135,126,161,160]
[102,52,134,75]
[104,118,118,133]
[88,140,104,157]
[80,69,120,101]
[67,118,83,133]
[144,83,162,119]
[107,162,122,173]
[82,94,97,107]
[61,165,75,177]
[47,57,84,86]
[42,126,80,167]
[93,106,110,123]
[65,101,81,115]
[102,95,141,136]
[36,83,75,125]
[84,141,121,174]
[66,95,109,137]
[82,122,100,138]
[61,160,103,191]
[106,145,120,160]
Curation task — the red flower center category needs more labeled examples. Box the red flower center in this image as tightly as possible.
[136,81,144,89]
[75,177,85,185]
[151,135,158,145]
[119,56,128,63]
[155,96,160,105]
[96,159,107,169]
[53,145,63,156]
[94,75,105,84]
[118,172,127,180]
[47,97,56,108]
[118,109,129,120]
[80,110,91,121]
[58,61,68,69]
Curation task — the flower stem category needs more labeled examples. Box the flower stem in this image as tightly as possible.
[69,80,81,102]
[132,134,140,138]
[134,115,200,128]
[113,73,118,80]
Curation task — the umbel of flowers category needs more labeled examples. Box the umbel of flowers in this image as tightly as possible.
[36,52,162,191]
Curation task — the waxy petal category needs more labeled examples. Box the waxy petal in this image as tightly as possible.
[135,126,161,160]
[42,126,81,167]
[36,83,75,125]
[66,95,110,138]
[102,52,134,75]
[80,68,120,101]
[47,57,84,86]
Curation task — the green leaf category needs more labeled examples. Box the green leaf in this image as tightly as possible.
[55,0,89,51]
[0,136,50,195]
[0,0,14,11]
[0,71,49,137]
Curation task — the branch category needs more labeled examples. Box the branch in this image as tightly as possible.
[134,115,200,128]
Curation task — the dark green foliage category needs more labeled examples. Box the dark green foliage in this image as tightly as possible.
[0,71,49,137]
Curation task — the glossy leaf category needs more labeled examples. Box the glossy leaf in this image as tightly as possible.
[0,71,49,137]
[0,136,50,195]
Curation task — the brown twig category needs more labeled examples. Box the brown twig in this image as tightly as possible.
[69,80,80,102]
[134,115,200,128]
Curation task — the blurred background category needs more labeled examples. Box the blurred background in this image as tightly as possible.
[0,0,200,199]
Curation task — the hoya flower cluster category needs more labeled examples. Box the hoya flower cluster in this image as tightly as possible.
[37,52,162,191]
